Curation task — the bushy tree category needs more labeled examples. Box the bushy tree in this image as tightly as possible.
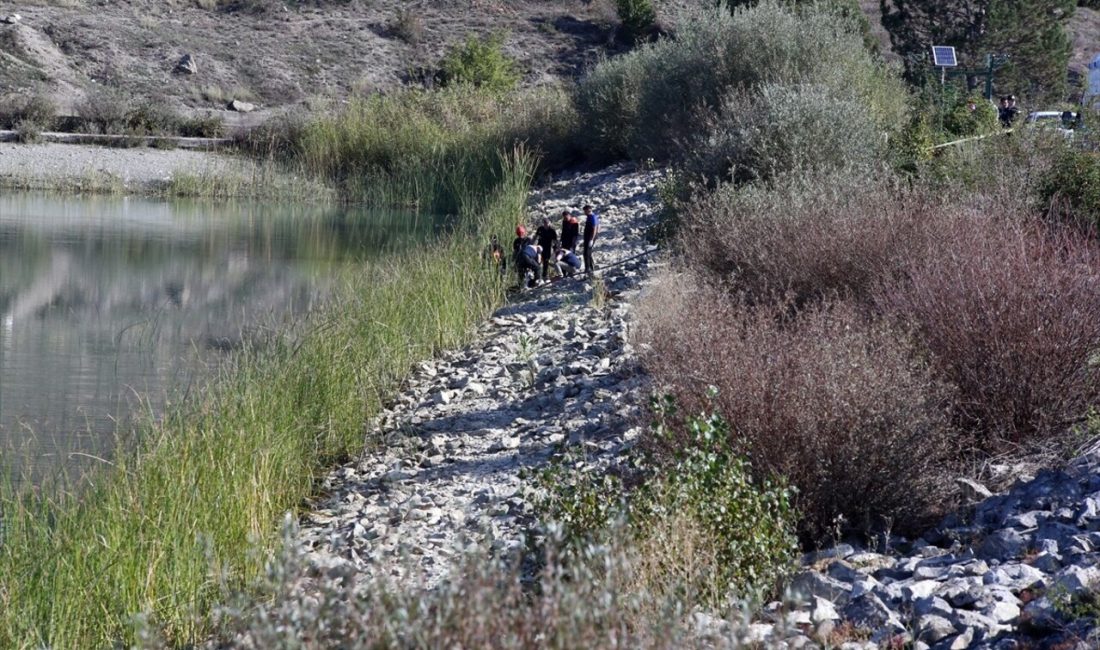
[882,0,1074,103]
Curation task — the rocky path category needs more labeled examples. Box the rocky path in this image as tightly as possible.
[297,164,663,587]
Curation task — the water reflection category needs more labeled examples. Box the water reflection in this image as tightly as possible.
[0,192,442,478]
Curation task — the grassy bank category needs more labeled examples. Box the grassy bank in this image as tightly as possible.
[0,145,533,646]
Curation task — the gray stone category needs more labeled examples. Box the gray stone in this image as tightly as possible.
[914,596,954,618]
[916,614,957,643]
[850,575,882,599]
[790,571,852,604]
[175,53,198,75]
[934,627,974,650]
[1,13,20,24]
[982,563,1045,592]
[957,477,994,502]
[981,598,1021,624]
[1030,551,1062,573]
[227,99,255,113]
[803,543,856,564]
[978,528,1028,560]
[1051,564,1100,596]
[810,595,840,624]
[902,580,941,601]
[843,593,902,633]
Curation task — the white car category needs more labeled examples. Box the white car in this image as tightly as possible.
[1025,110,1077,135]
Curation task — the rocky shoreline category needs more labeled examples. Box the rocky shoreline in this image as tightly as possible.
[293,163,1100,650]
[297,163,663,587]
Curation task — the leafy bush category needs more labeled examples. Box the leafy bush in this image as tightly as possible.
[636,280,957,541]
[179,114,226,138]
[439,34,521,93]
[876,215,1100,447]
[943,94,1000,138]
[536,404,797,598]
[574,1,906,165]
[643,404,798,594]
[614,0,656,44]
[683,82,887,183]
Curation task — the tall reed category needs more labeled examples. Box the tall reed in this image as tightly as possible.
[0,148,536,648]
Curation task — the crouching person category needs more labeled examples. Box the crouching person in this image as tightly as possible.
[554,245,582,278]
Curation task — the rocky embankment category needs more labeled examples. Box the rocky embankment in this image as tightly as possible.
[739,452,1100,650]
[297,163,662,587]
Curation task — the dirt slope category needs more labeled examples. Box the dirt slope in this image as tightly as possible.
[0,0,619,116]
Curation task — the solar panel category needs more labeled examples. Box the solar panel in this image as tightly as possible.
[932,46,958,67]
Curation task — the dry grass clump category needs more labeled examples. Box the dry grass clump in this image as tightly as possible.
[635,276,958,541]
[876,216,1100,447]
[213,518,736,650]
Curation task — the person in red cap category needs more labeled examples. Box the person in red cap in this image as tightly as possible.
[512,224,540,286]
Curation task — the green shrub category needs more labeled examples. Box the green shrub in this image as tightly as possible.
[537,402,797,598]
[943,94,1000,138]
[439,33,521,93]
[575,1,905,165]
[684,82,886,183]
[643,403,798,595]
[614,0,657,44]
[1039,147,1100,229]
[75,90,131,134]
[890,113,935,174]
[179,114,226,138]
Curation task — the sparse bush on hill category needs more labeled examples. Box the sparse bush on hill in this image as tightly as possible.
[0,93,57,131]
[439,33,521,93]
[614,0,657,44]
[636,281,957,541]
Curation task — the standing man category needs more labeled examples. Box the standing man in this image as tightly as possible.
[535,217,558,280]
[999,95,1020,129]
[582,204,599,275]
[560,209,580,252]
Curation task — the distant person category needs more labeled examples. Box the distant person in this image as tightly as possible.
[560,209,580,252]
[999,95,1019,129]
[1062,110,1077,129]
[535,217,558,279]
[554,245,582,278]
[581,204,599,275]
[485,234,506,277]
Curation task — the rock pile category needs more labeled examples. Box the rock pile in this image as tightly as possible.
[297,164,663,588]
[748,452,1100,649]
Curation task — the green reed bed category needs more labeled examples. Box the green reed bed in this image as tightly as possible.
[0,148,534,648]
[244,85,578,211]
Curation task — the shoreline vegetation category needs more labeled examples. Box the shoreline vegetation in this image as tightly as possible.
[6,0,1100,646]
[0,90,539,643]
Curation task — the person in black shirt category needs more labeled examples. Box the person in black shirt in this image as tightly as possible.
[999,95,1020,129]
[535,217,558,279]
[560,209,580,252]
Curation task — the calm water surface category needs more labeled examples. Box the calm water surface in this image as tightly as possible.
[0,192,440,478]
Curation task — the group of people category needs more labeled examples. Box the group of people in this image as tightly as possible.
[998,95,1020,129]
[491,204,600,288]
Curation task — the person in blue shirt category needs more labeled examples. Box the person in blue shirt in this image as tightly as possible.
[582,204,599,275]
[554,245,582,278]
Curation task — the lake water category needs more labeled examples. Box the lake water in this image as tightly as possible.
[0,192,439,479]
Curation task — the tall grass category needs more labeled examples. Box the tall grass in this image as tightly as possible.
[241,85,579,211]
[0,149,535,648]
